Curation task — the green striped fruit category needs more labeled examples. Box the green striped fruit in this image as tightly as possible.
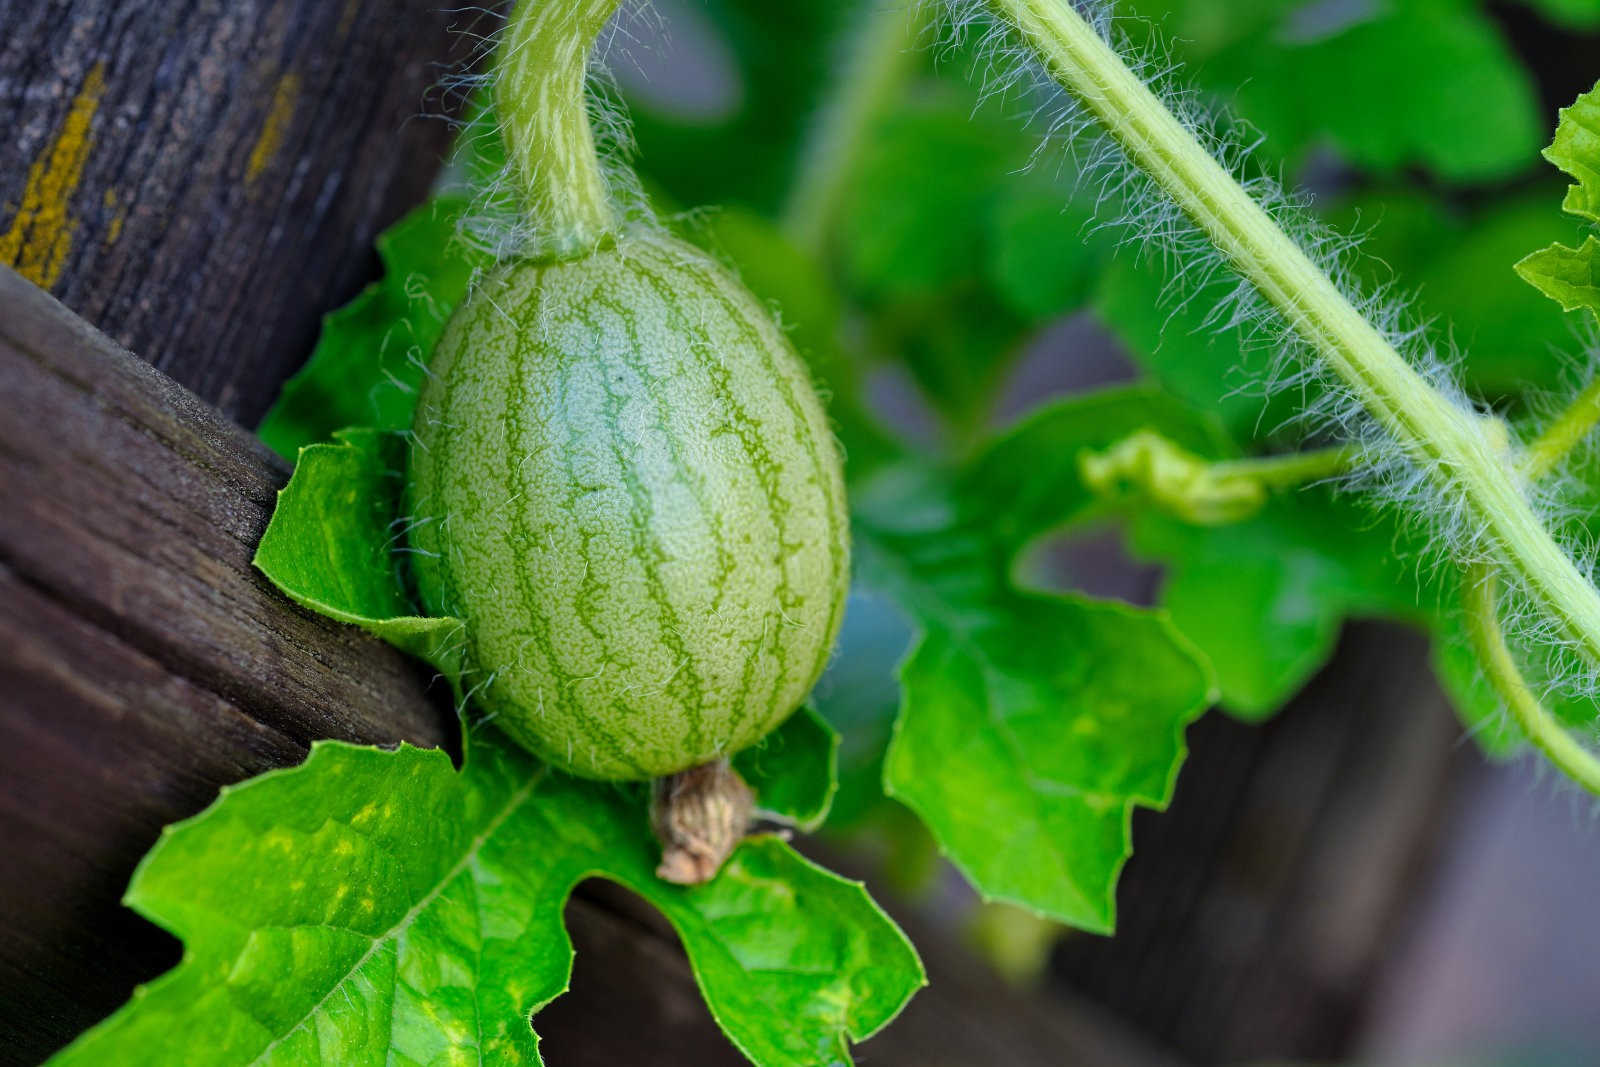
[406,231,850,780]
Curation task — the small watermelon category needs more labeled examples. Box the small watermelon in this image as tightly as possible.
[407,231,849,781]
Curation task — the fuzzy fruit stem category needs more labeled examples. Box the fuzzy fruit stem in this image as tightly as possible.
[497,0,622,259]
[986,0,1600,666]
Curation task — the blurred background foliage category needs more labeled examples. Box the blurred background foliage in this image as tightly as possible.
[601,0,1600,1052]
[613,0,1597,811]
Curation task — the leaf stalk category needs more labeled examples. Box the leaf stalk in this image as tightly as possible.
[1520,374,1600,482]
[783,1,925,256]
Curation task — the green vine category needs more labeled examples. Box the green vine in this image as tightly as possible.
[783,1,925,256]
[1520,374,1600,482]
[1464,561,1600,795]
[1465,376,1600,795]
[985,0,1600,669]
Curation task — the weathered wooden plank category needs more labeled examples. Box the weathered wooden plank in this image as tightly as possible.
[0,0,479,425]
[0,265,457,1062]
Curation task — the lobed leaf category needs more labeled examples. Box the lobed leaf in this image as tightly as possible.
[1516,84,1600,322]
[253,427,465,682]
[959,388,1529,752]
[50,733,923,1067]
[1515,235,1600,319]
[733,704,841,832]
[851,390,1218,931]
[1197,1,1541,182]
[1545,79,1600,223]
[886,591,1210,932]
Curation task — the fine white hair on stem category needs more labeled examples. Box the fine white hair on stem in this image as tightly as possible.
[426,2,662,266]
[924,0,1600,709]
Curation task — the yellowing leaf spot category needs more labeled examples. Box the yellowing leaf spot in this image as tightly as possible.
[246,73,300,185]
[0,63,105,288]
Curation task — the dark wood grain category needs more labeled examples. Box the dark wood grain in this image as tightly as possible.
[0,265,457,1062]
[1051,622,1469,1064]
[0,0,483,425]
[536,876,1187,1067]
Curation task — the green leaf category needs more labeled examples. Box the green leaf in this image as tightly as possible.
[1330,190,1588,397]
[51,733,924,1066]
[809,591,917,832]
[1202,1,1541,182]
[627,0,858,214]
[1093,253,1300,442]
[1515,234,1600,318]
[1129,492,1420,719]
[253,427,464,681]
[963,384,1236,551]
[984,182,1111,322]
[1123,471,1560,754]
[257,198,492,458]
[1544,80,1600,223]
[1517,0,1600,28]
[1116,0,1300,61]
[1514,84,1600,323]
[733,704,840,831]
[840,92,1025,299]
[885,588,1210,933]
[960,389,1529,755]
[852,392,1216,931]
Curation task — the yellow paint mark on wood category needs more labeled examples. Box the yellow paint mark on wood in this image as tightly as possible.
[246,72,300,184]
[336,0,362,39]
[0,63,106,288]
[102,188,124,244]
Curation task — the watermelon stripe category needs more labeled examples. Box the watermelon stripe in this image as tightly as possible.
[499,273,646,775]
[587,286,711,756]
[629,248,792,748]
[667,247,849,737]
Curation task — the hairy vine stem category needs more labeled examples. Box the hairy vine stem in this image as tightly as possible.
[497,0,622,258]
[986,0,1600,667]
